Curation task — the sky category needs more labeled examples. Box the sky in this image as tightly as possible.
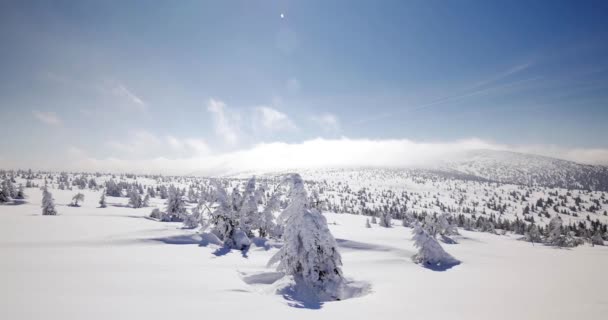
[1,0,608,174]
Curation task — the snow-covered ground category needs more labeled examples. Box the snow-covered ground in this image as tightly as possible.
[2,187,607,319]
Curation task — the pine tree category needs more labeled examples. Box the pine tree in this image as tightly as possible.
[209,181,239,247]
[128,190,143,208]
[591,229,604,246]
[164,185,186,221]
[238,176,261,236]
[71,193,85,207]
[99,193,107,208]
[267,174,343,299]
[412,223,459,268]
[0,180,9,203]
[42,187,57,215]
[143,194,150,207]
[524,224,541,244]
[15,184,25,200]
[365,218,372,228]
[379,211,392,228]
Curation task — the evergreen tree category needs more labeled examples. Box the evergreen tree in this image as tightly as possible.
[42,187,57,215]
[128,190,143,208]
[267,174,343,299]
[163,185,186,221]
[99,193,107,208]
[379,211,392,228]
[412,223,459,268]
[71,193,85,207]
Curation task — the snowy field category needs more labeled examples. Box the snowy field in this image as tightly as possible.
[2,187,607,320]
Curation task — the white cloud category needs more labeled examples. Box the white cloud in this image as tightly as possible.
[32,110,62,126]
[312,113,340,132]
[207,99,239,145]
[53,137,608,176]
[255,106,296,132]
[106,130,208,159]
[112,84,146,111]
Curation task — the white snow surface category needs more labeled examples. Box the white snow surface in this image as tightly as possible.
[1,187,608,319]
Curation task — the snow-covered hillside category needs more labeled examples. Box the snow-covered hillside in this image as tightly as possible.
[1,184,607,320]
[1,167,608,320]
[438,149,608,191]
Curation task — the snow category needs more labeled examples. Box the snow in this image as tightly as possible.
[2,185,608,319]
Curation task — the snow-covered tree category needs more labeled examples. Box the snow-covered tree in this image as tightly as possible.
[71,193,85,207]
[371,215,377,224]
[163,185,186,221]
[402,211,415,227]
[259,186,280,238]
[411,222,459,268]
[99,193,107,208]
[143,194,150,207]
[268,174,343,299]
[524,224,542,244]
[0,180,9,203]
[379,211,392,228]
[438,213,458,236]
[591,229,604,246]
[365,218,371,228]
[238,176,262,236]
[546,216,564,246]
[128,190,143,208]
[183,206,203,229]
[209,181,241,248]
[15,184,25,200]
[42,187,57,215]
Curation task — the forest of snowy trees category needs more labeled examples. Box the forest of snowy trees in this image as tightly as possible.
[2,166,608,299]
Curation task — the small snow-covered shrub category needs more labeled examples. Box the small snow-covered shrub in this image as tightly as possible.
[150,208,162,220]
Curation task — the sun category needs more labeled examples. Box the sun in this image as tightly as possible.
[280,13,285,19]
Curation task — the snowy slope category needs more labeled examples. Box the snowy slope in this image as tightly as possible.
[1,186,607,320]
[437,149,608,191]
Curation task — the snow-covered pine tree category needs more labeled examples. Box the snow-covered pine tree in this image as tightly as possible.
[128,190,143,208]
[591,229,604,246]
[524,224,542,244]
[402,211,415,227]
[209,181,239,247]
[15,184,25,200]
[438,213,458,236]
[379,211,392,228]
[183,206,202,229]
[99,193,107,208]
[365,218,371,228]
[371,215,377,224]
[143,194,150,207]
[267,174,343,299]
[411,222,459,268]
[238,176,262,237]
[164,185,186,221]
[0,180,9,203]
[41,187,57,215]
[259,185,280,238]
[546,216,564,246]
[71,193,85,207]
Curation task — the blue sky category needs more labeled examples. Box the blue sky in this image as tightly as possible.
[1,0,608,172]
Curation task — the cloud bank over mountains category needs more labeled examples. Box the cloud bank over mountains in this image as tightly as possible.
[4,137,605,176]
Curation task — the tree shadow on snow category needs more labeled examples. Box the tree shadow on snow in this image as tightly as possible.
[2,199,27,206]
[420,260,461,272]
[240,272,371,310]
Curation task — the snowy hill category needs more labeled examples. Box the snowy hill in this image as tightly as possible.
[436,149,608,191]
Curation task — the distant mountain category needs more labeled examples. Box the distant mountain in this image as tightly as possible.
[435,149,608,191]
